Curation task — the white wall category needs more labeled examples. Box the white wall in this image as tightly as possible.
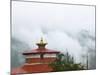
[44,54,56,58]
[25,54,56,58]
[25,55,40,58]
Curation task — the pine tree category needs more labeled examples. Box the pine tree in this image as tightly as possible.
[49,52,84,71]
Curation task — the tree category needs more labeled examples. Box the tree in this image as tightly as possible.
[49,52,84,72]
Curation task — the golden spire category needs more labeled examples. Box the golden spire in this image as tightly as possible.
[40,37,44,44]
[36,37,47,49]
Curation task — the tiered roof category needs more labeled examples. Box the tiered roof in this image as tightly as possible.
[23,37,60,55]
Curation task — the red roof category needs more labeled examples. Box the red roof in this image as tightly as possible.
[23,38,60,55]
[11,64,53,75]
[23,48,60,55]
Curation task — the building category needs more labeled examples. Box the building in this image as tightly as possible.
[12,38,60,75]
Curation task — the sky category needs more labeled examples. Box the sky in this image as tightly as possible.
[12,1,95,65]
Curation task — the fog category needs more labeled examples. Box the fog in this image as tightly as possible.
[11,1,96,69]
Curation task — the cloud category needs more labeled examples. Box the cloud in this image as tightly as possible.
[12,1,95,66]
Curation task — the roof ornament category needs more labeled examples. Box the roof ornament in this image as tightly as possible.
[36,37,47,49]
[40,37,44,44]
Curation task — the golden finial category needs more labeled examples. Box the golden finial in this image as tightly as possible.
[36,37,47,49]
[40,37,44,44]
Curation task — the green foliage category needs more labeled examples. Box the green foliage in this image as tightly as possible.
[49,52,84,72]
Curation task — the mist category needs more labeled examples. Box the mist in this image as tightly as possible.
[11,1,96,69]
